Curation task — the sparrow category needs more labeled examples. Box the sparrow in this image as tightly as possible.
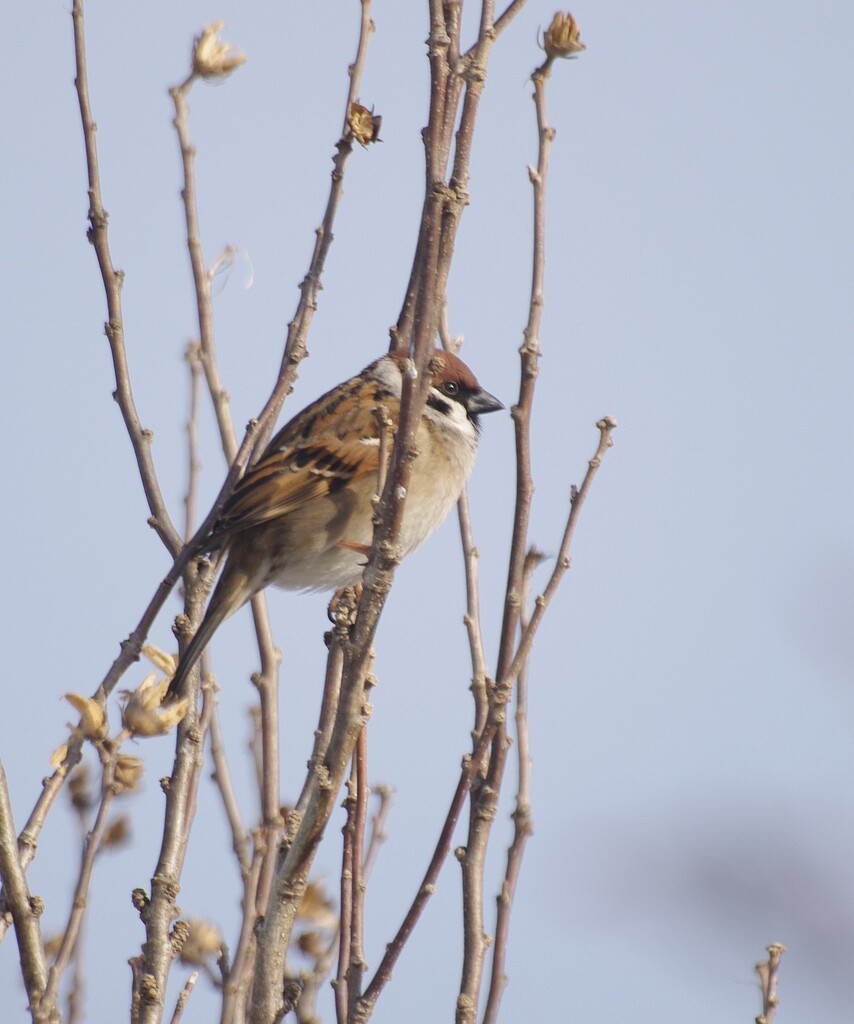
[165,349,502,699]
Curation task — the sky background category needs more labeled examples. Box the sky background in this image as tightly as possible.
[3,2,854,1021]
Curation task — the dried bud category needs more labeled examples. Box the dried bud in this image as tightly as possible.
[348,102,382,146]
[131,888,149,914]
[142,644,178,677]
[101,816,131,850]
[68,765,92,813]
[122,673,188,736]
[192,20,246,79]
[63,693,107,740]
[169,919,192,957]
[296,930,327,959]
[179,918,223,965]
[50,743,69,770]
[296,881,337,932]
[543,12,585,59]
[113,754,144,794]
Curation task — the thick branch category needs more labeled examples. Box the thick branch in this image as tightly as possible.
[0,761,49,1021]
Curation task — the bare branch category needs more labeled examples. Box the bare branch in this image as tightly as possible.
[170,62,284,917]
[481,548,543,1024]
[71,0,182,557]
[207,687,251,879]
[335,764,356,1024]
[346,730,369,1018]
[221,845,264,1024]
[169,970,199,1024]
[249,593,284,918]
[40,750,121,1015]
[184,341,203,542]
[504,416,617,690]
[170,77,238,465]
[251,0,376,458]
[0,761,49,1020]
[355,726,496,1019]
[458,27,590,1020]
[755,943,786,1024]
[457,488,491,737]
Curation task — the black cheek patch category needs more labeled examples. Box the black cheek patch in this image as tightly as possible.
[426,393,453,417]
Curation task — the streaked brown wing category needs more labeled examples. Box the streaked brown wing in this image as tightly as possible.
[211,383,392,541]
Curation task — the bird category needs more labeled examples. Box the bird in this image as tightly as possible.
[165,349,503,699]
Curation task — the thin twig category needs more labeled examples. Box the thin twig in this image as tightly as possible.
[137,591,210,1024]
[40,750,119,1015]
[252,0,376,460]
[249,593,284,919]
[354,727,496,1020]
[207,688,251,879]
[457,32,577,1020]
[184,341,203,542]
[457,487,491,737]
[251,637,376,1024]
[335,767,357,1024]
[171,66,284,922]
[170,80,238,466]
[2,0,189,928]
[253,3,534,1018]
[475,46,558,1024]
[755,943,786,1024]
[65,766,93,1024]
[481,548,542,1024]
[361,785,392,880]
[346,729,369,1019]
[72,0,182,557]
[472,0,528,53]
[221,843,264,1024]
[503,417,617,692]
[170,970,199,1024]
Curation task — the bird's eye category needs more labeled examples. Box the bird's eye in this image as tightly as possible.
[440,380,459,396]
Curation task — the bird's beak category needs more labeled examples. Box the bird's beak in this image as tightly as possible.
[468,389,504,416]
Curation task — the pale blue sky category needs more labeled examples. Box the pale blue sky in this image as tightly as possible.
[3,2,854,1021]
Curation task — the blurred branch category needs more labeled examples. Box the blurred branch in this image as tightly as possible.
[755,943,786,1024]
[40,750,121,1016]
[0,761,48,1021]
[169,969,199,1024]
[221,846,264,1024]
[184,341,203,542]
[207,685,251,879]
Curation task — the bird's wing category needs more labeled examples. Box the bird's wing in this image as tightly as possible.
[211,386,395,540]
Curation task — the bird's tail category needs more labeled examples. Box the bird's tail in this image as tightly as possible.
[164,602,228,702]
[165,556,256,702]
